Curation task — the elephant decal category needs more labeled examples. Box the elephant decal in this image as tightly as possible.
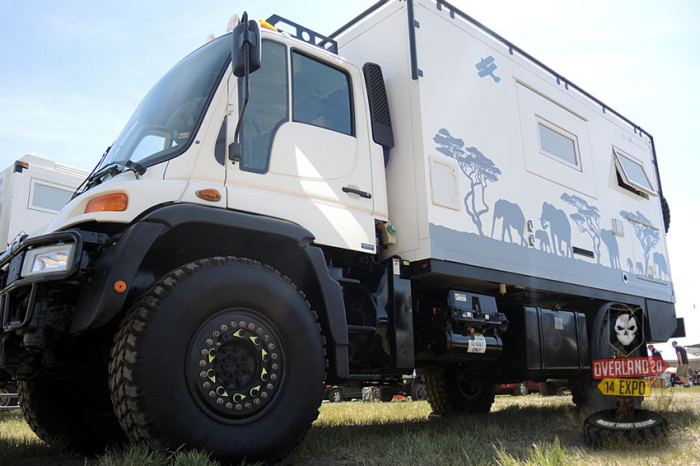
[540,202,572,257]
[535,229,552,253]
[653,252,669,280]
[491,199,526,246]
[600,229,620,270]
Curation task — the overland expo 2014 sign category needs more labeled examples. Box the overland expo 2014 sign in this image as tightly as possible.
[592,356,668,380]
[584,355,669,446]
[592,356,667,397]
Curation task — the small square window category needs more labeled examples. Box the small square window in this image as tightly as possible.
[613,148,655,197]
[537,120,580,169]
[30,181,73,213]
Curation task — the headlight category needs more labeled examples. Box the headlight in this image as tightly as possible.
[21,244,75,278]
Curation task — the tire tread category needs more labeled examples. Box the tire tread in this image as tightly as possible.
[109,256,326,462]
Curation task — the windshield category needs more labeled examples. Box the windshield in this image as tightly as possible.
[99,35,231,171]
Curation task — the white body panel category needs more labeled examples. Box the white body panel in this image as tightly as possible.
[336,0,673,302]
[0,155,88,249]
[225,34,388,254]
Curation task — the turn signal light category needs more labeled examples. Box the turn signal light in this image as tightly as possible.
[196,189,222,202]
[85,193,128,213]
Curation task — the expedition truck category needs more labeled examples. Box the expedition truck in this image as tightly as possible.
[0,0,682,462]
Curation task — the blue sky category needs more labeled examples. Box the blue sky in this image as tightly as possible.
[1,0,698,350]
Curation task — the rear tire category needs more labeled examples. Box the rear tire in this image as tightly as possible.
[584,409,668,447]
[572,303,644,417]
[109,257,325,464]
[424,369,495,415]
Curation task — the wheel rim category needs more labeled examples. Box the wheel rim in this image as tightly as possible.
[415,385,425,400]
[456,374,484,400]
[332,390,341,402]
[187,310,284,420]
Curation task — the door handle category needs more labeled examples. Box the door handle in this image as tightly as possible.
[342,187,372,199]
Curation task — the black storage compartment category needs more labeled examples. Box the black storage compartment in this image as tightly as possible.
[499,306,589,379]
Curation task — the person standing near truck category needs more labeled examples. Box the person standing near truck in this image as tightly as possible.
[648,344,661,358]
[672,341,690,386]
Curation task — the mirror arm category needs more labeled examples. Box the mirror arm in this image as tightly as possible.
[230,12,253,163]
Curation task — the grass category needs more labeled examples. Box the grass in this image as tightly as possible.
[1,387,699,465]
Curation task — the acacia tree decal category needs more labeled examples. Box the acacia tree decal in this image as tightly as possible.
[434,128,501,235]
[561,193,601,263]
[620,210,660,274]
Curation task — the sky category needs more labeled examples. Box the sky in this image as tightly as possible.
[1,0,698,353]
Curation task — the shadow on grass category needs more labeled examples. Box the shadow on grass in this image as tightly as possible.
[0,437,84,466]
[287,404,581,465]
[287,400,700,465]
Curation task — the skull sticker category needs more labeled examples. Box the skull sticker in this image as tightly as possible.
[614,313,638,347]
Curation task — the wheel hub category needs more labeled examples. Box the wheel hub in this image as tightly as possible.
[188,312,283,418]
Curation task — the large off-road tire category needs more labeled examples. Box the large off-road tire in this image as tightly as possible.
[19,374,126,453]
[424,369,495,415]
[661,196,671,233]
[109,257,325,464]
[584,409,668,447]
[571,303,644,417]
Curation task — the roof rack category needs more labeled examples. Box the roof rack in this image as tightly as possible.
[266,15,338,54]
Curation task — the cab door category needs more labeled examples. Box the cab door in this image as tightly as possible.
[226,40,377,254]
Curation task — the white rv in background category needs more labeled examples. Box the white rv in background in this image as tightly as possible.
[0,155,88,249]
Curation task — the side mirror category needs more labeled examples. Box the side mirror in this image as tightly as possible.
[231,13,261,78]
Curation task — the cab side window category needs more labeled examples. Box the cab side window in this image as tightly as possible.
[239,40,289,173]
[292,51,353,136]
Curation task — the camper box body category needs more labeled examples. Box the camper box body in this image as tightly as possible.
[0,155,88,249]
[337,0,673,306]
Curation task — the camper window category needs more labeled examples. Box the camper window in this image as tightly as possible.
[613,148,655,197]
[29,180,73,213]
[537,120,579,169]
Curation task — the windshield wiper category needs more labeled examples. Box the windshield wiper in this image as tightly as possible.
[72,146,111,199]
[73,158,148,198]
[125,160,146,176]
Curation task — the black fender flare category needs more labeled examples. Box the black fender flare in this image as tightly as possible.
[71,204,349,377]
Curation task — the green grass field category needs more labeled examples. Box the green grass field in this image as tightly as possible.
[1,387,699,465]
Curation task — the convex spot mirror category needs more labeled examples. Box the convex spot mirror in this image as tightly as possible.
[231,15,262,78]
